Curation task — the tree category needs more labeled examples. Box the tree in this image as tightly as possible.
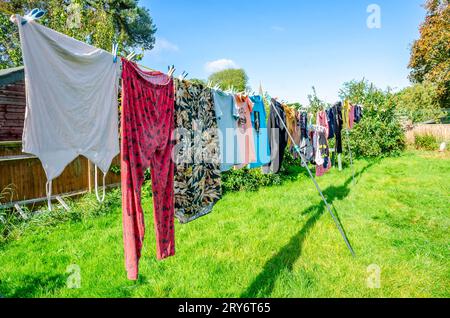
[0,0,157,69]
[408,0,450,107]
[339,79,392,110]
[307,86,328,113]
[393,82,445,123]
[208,68,249,92]
[189,78,207,86]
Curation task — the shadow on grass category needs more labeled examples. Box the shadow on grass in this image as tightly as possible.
[241,163,375,298]
[0,274,66,298]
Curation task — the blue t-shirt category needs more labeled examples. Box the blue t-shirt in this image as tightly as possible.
[213,90,239,171]
[249,95,271,169]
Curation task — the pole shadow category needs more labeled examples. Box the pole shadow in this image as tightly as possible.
[240,162,375,298]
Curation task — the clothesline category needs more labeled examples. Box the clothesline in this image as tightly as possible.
[11,11,361,281]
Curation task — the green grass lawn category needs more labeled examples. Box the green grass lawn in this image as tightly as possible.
[0,150,449,298]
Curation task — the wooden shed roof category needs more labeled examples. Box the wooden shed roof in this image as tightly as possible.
[0,66,24,87]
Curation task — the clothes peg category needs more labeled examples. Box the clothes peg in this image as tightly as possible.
[126,51,136,61]
[180,71,188,80]
[21,8,45,25]
[168,65,176,77]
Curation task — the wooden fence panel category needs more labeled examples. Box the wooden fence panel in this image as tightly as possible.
[0,142,121,205]
[406,124,450,144]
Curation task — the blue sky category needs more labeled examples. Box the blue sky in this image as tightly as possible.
[140,0,426,105]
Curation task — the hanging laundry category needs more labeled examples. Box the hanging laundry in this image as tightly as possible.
[212,90,239,171]
[326,108,335,139]
[15,15,120,187]
[291,110,302,159]
[316,111,331,176]
[299,112,314,162]
[283,104,297,148]
[234,94,256,168]
[313,130,324,167]
[299,112,308,144]
[333,101,344,154]
[354,104,363,123]
[294,111,302,144]
[121,59,175,281]
[317,110,329,136]
[316,130,330,177]
[174,80,222,224]
[349,104,355,129]
[249,95,271,169]
[263,99,288,174]
[342,100,351,130]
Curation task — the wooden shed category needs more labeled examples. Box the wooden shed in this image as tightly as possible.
[0,67,120,208]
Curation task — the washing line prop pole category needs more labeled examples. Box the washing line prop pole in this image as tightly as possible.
[346,129,356,186]
[269,101,356,257]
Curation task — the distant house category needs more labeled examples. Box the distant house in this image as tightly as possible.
[0,67,25,142]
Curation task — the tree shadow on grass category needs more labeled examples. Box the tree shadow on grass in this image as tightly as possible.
[0,274,66,298]
[240,163,375,298]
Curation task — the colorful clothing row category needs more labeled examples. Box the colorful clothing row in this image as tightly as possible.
[16,17,364,282]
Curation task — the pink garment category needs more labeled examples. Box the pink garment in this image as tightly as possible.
[234,95,256,168]
[349,105,355,129]
[121,59,176,280]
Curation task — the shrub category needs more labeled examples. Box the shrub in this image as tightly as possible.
[340,80,406,158]
[221,167,282,193]
[414,134,438,151]
[348,102,406,158]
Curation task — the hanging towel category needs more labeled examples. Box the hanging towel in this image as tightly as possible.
[174,80,222,224]
[121,59,175,280]
[16,15,120,181]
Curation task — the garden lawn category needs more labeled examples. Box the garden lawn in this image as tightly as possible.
[0,150,449,298]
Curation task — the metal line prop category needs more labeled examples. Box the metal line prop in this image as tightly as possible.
[268,97,356,257]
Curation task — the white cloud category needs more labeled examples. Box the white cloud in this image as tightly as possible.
[271,25,285,32]
[205,59,239,73]
[149,37,179,55]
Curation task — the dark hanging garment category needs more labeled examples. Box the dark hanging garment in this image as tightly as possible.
[300,111,308,143]
[327,108,335,139]
[173,80,222,224]
[263,99,289,174]
[354,105,363,123]
[333,101,344,154]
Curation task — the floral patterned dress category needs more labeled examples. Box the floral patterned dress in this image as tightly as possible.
[174,80,222,223]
